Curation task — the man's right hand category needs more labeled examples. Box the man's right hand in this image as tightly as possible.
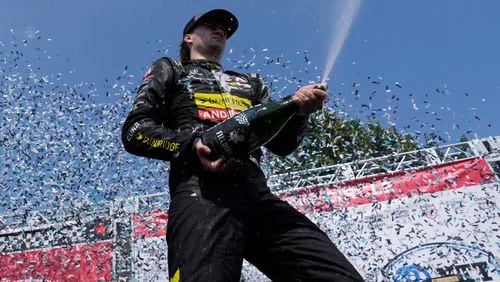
[194,138,237,174]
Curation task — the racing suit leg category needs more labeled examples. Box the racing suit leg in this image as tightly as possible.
[244,192,364,282]
[166,171,249,282]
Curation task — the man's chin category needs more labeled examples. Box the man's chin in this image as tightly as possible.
[208,44,225,54]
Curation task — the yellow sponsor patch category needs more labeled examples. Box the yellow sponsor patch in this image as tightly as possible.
[194,93,252,111]
[170,268,180,282]
[136,133,180,152]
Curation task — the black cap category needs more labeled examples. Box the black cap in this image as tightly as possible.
[183,9,239,39]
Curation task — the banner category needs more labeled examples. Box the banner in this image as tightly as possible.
[1,157,497,281]
[280,157,498,281]
[0,217,112,280]
[0,242,112,281]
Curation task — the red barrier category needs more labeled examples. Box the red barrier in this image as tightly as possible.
[280,157,495,212]
[0,241,112,281]
[133,209,168,239]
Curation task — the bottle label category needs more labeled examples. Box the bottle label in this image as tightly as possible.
[215,130,233,156]
[201,117,251,159]
[235,113,250,126]
[200,99,297,159]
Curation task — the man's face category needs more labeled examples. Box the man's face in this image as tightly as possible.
[185,22,227,56]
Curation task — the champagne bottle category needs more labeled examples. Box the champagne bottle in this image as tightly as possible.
[200,98,299,159]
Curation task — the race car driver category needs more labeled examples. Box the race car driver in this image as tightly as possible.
[122,8,363,282]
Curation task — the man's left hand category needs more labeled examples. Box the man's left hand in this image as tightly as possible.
[292,83,328,115]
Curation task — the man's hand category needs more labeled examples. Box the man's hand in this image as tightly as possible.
[194,138,237,173]
[292,83,328,115]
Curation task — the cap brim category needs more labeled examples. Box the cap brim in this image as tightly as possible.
[191,9,239,39]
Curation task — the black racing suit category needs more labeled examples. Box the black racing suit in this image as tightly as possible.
[122,58,363,281]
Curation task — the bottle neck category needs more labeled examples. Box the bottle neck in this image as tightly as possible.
[280,97,299,112]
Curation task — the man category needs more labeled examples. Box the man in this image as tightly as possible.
[122,9,363,281]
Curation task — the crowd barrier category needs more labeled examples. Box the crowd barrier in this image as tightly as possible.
[1,137,499,281]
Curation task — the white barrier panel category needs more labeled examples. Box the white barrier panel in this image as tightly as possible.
[5,156,494,280]
[130,157,498,281]
[281,157,499,281]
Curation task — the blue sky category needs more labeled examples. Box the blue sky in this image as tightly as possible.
[1,1,499,212]
[2,0,498,141]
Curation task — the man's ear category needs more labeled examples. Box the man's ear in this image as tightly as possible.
[184,34,193,44]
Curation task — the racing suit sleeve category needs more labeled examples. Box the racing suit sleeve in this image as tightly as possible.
[255,78,309,156]
[121,58,196,161]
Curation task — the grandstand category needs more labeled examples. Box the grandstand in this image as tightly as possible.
[1,136,499,281]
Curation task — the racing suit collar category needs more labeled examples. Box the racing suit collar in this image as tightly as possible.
[184,59,223,71]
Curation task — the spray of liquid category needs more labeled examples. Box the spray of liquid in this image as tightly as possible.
[321,0,361,84]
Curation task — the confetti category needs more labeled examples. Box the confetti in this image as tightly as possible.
[0,28,496,281]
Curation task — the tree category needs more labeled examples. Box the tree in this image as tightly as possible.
[262,108,418,174]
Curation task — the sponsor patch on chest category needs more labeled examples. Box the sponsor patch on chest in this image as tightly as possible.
[194,93,252,121]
